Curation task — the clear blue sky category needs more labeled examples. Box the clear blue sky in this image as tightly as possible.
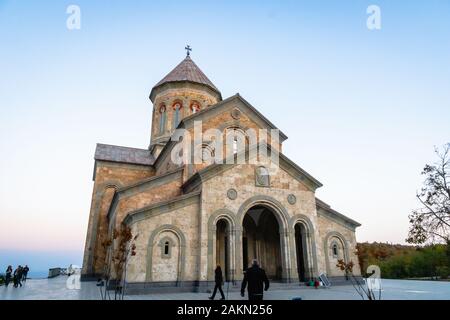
[1,0,449,273]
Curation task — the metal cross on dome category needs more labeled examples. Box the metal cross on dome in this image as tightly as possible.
[185,45,192,57]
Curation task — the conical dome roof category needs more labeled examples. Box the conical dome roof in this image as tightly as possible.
[150,56,221,101]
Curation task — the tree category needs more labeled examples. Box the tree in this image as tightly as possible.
[97,224,137,300]
[407,143,450,245]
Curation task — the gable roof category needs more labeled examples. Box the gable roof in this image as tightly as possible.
[180,93,288,141]
[182,142,323,192]
[150,56,221,101]
[153,94,288,168]
[95,143,155,166]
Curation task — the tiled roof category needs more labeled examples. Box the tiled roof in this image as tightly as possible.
[94,143,155,166]
[152,56,220,94]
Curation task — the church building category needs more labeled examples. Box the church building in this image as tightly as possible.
[81,50,361,293]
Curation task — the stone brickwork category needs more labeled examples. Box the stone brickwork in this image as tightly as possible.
[109,171,183,230]
[317,213,361,277]
[82,161,155,277]
[125,195,200,283]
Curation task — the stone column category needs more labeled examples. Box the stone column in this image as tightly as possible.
[279,229,292,282]
[226,229,235,282]
[234,227,243,281]
[288,231,300,282]
[207,225,217,282]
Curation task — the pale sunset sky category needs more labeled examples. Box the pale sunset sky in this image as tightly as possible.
[0,0,449,273]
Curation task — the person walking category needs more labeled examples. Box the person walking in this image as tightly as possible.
[240,259,270,301]
[5,266,13,287]
[209,265,226,300]
[22,265,29,282]
[13,266,23,288]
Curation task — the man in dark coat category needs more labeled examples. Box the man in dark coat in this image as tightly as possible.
[240,259,270,300]
[22,265,29,282]
[209,265,226,300]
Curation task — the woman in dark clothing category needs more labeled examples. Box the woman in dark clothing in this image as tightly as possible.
[5,266,13,287]
[209,265,225,300]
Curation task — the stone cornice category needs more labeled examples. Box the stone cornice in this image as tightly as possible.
[123,191,201,225]
[106,168,184,221]
[316,197,361,230]
[181,142,323,192]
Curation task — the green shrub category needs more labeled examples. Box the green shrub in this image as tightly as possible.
[437,266,449,279]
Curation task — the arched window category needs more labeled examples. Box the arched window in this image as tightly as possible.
[172,102,182,129]
[233,138,238,155]
[190,102,200,114]
[201,144,215,164]
[225,127,246,155]
[159,105,166,134]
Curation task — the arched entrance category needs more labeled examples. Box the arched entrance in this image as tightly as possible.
[215,219,231,281]
[242,205,283,280]
[294,223,308,282]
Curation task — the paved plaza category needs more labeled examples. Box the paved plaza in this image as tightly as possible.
[1,277,449,300]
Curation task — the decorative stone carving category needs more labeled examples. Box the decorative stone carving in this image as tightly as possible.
[231,108,241,120]
[255,166,270,187]
[227,188,238,200]
[287,194,297,205]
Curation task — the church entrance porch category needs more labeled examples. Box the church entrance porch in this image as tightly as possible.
[242,205,283,280]
[294,223,309,282]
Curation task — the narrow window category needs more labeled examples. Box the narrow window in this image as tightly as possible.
[332,244,338,257]
[191,103,200,114]
[159,105,166,134]
[164,241,170,255]
[233,138,238,155]
[173,103,181,128]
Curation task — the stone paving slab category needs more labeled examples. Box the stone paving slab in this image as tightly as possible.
[1,277,449,300]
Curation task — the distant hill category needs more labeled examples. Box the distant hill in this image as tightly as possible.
[356,242,449,280]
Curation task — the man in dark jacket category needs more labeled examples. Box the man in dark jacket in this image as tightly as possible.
[209,265,226,300]
[22,265,29,282]
[240,259,270,300]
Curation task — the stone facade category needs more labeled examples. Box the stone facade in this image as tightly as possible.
[81,55,362,292]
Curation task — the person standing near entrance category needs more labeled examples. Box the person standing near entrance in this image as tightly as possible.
[240,259,270,301]
[209,265,225,300]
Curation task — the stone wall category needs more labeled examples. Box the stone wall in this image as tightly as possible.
[125,196,201,283]
[82,161,155,277]
[317,213,361,277]
[110,173,183,230]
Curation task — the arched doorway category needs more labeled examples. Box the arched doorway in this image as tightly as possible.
[242,205,282,280]
[294,223,309,282]
[216,219,230,281]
